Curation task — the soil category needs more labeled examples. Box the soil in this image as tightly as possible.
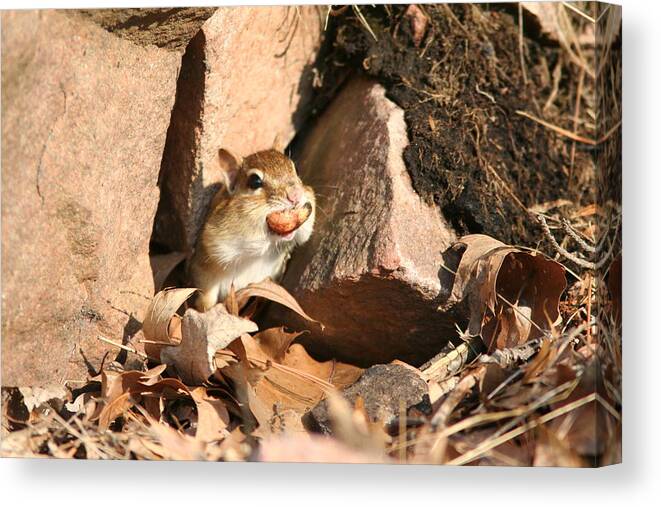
[308,4,595,247]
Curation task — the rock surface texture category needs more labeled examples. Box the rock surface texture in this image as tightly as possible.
[1,10,185,386]
[306,364,431,433]
[153,6,323,252]
[277,78,458,367]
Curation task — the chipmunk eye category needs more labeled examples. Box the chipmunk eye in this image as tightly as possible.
[247,173,263,190]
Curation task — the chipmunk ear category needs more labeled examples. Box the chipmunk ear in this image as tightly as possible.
[217,148,243,194]
[272,133,287,153]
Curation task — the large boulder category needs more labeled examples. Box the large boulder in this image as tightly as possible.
[1,10,186,386]
[153,6,323,252]
[276,78,459,367]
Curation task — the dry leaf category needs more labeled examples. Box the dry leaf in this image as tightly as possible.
[143,288,197,358]
[150,252,187,292]
[253,326,305,363]
[98,392,134,431]
[220,330,363,438]
[18,385,69,413]
[235,279,323,329]
[138,413,207,461]
[533,425,586,467]
[445,234,566,352]
[189,387,230,443]
[161,304,258,385]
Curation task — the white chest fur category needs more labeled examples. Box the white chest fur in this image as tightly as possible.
[213,243,289,301]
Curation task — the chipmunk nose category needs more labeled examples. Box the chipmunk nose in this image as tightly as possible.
[286,185,304,205]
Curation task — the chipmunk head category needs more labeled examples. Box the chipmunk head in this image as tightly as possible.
[215,148,315,245]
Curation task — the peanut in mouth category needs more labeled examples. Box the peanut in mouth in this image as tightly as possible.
[266,202,312,236]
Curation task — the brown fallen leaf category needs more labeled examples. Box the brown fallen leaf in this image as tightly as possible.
[220,331,363,438]
[444,234,566,352]
[323,390,390,457]
[150,251,187,292]
[98,392,134,431]
[235,279,323,329]
[189,387,230,443]
[548,359,611,459]
[160,304,258,385]
[142,288,197,358]
[533,424,586,467]
[253,326,305,363]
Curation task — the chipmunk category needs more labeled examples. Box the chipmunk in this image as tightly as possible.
[189,148,315,312]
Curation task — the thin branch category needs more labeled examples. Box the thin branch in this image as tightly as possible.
[562,2,596,23]
[516,110,596,145]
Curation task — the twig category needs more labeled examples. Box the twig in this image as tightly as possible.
[561,218,596,252]
[562,2,596,23]
[516,110,596,145]
[431,369,482,429]
[537,215,596,269]
[478,338,542,369]
[353,6,377,41]
[421,337,484,383]
[597,119,622,144]
[537,214,618,270]
[543,56,563,113]
[441,4,470,37]
[497,293,548,336]
[97,335,150,360]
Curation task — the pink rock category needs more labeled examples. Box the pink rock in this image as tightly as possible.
[153,6,323,252]
[1,10,183,386]
[276,78,458,367]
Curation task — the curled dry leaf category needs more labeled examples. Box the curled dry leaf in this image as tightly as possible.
[254,326,307,363]
[444,234,566,353]
[234,279,323,329]
[136,412,208,461]
[142,288,197,357]
[161,304,258,385]
[95,364,172,431]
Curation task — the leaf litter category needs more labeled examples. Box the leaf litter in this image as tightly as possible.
[2,223,620,465]
[1,3,620,466]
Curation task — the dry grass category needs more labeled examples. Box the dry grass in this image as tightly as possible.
[1,3,621,466]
